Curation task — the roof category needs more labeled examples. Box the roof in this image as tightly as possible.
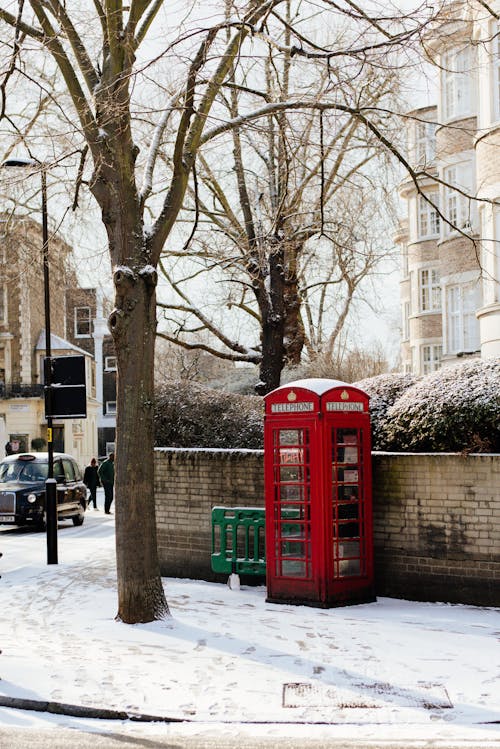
[35,331,92,358]
[271,378,351,396]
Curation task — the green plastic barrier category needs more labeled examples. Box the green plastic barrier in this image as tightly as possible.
[211,506,266,576]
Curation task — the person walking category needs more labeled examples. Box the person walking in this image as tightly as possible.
[98,452,115,514]
[83,457,100,510]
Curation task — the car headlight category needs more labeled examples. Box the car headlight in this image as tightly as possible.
[27,493,37,503]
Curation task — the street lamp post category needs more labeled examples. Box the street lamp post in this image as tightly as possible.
[1,158,58,564]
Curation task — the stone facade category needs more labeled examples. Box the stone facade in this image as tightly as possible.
[154,448,500,606]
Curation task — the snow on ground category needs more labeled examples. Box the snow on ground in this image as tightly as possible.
[0,490,499,745]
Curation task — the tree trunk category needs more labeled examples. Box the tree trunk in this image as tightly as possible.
[109,263,170,623]
[255,247,286,395]
[283,247,305,365]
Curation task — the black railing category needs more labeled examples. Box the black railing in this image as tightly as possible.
[0,383,44,399]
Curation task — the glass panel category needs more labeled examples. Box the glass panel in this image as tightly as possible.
[337,485,359,501]
[336,467,359,482]
[340,541,360,558]
[279,429,303,445]
[280,465,304,482]
[337,446,358,464]
[282,560,307,576]
[279,447,303,464]
[338,521,360,538]
[340,559,361,576]
[338,503,359,520]
[280,485,304,501]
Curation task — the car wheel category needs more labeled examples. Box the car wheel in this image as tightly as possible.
[72,513,84,526]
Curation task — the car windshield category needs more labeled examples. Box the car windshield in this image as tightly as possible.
[0,460,49,483]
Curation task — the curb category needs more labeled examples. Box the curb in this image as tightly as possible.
[0,696,183,723]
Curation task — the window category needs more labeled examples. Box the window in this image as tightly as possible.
[105,401,117,415]
[403,301,410,340]
[419,268,441,312]
[443,164,473,232]
[418,192,440,238]
[0,284,5,323]
[442,47,473,120]
[446,284,481,354]
[410,120,437,166]
[104,356,117,371]
[74,307,91,337]
[422,345,442,374]
[493,23,500,119]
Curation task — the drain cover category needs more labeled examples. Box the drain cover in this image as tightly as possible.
[282,681,452,709]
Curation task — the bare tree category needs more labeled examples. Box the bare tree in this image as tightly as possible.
[157,12,404,393]
[0,0,444,622]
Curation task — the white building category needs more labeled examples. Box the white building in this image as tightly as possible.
[398,1,500,374]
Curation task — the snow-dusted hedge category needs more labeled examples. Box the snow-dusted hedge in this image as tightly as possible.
[369,359,500,453]
[155,360,500,453]
[154,381,264,449]
[354,372,419,450]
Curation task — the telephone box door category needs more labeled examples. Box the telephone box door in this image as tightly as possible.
[265,419,325,603]
[325,417,374,603]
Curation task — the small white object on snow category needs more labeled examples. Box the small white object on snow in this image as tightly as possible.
[227,572,240,590]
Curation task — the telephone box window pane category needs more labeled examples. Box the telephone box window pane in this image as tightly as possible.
[338,446,358,463]
[340,540,360,558]
[338,503,359,520]
[337,485,359,501]
[279,447,304,463]
[280,485,304,502]
[280,465,305,482]
[278,429,304,445]
[338,429,357,444]
[340,559,361,576]
[338,521,360,538]
[337,467,359,482]
[282,560,307,577]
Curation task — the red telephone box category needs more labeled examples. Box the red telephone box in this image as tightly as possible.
[264,378,375,607]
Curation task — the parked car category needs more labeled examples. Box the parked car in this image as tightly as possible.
[0,452,87,529]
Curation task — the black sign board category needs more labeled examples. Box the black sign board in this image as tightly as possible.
[44,355,87,419]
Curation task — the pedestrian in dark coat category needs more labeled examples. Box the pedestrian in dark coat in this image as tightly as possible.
[84,457,100,510]
[98,452,115,514]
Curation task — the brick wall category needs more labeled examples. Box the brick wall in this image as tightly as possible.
[372,452,500,606]
[154,448,500,605]
[154,448,265,580]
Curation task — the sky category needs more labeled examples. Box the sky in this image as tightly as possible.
[0,490,499,746]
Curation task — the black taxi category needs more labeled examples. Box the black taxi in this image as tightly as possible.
[0,452,87,529]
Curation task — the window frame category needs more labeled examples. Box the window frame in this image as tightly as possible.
[402,301,410,340]
[105,400,117,415]
[74,306,92,338]
[443,163,473,234]
[419,268,441,313]
[421,344,442,375]
[441,46,473,121]
[0,284,6,324]
[417,192,440,239]
[104,356,117,371]
[412,120,437,166]
[446,283,481,354]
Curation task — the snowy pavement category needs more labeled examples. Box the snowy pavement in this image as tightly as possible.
[0,496,499,746]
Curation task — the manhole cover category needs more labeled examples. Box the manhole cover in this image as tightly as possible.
[282,682,453,709]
